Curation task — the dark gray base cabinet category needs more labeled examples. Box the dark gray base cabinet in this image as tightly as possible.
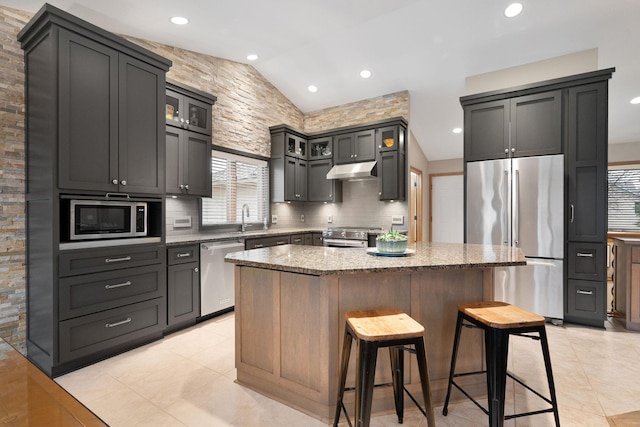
[245,235,291,250]
[167,245,200,330]
[565,279,607,328]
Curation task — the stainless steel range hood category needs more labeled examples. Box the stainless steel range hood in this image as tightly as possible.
[326,161,377,180]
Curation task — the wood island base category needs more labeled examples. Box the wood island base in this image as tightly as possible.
[234,265,494,422]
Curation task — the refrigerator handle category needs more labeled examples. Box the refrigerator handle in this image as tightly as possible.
[513,169,519,246]
[503,170,509,245]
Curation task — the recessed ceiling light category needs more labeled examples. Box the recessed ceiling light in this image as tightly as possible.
[504,3,523,18]
[170,16,189,25]
[453,127,463,134]
[360,69,372,79]
[246,54,258,61]
[631,96,640,104]
[308,85,318,93]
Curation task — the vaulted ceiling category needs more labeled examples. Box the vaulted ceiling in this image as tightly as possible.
[4,0,639,160]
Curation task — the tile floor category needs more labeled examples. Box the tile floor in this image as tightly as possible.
[55,312,640,426]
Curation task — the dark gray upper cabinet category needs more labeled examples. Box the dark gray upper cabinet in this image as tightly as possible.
[308,159,342,202]
[334,129,376,164]
[55,29,167,195]
[284,157,307,201]
[166,128,212,197]
[463,91,562,161]
[165,81,216,197]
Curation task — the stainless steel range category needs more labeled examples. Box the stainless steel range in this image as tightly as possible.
[322,227,380,248]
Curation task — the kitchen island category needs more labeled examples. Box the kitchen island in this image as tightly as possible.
[225,242,525,422]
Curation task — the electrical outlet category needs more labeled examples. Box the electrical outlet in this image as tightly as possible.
[391,215,404,225]
[300,214,305,222]
[271,214,278,224]
[327,215,333,223]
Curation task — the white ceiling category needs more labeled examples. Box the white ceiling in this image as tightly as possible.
[4,0,640,160]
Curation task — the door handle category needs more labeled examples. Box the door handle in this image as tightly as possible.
[570,203,575,223]
[577,252,594,258]
[576,289,593,296]
[503,170,509,245]
[513,169,519,246]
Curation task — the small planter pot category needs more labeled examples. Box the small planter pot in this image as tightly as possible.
[376,238,408,254]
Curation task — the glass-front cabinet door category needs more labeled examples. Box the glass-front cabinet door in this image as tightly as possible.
[166,90,212,136]
[285,133,307,159]
[309,137,332,159]
[377,126,399,152]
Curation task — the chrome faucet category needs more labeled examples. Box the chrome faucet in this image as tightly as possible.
[241,204,250,232]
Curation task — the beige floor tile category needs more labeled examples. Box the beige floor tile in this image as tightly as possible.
[56,314,640,427]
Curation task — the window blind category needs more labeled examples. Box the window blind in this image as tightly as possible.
[608,167,640,232]
[201,151,269,226]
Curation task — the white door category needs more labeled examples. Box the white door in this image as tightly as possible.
[431,174,464,243]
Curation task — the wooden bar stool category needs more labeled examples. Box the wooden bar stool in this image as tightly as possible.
[333,309,435,427]
[442,301,560,427]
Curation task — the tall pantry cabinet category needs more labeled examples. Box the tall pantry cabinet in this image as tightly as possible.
[19,4,172,376]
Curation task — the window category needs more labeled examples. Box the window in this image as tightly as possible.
[608,165,640,232]
[201,150,269,229]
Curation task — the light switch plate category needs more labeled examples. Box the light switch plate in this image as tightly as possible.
[391,215,404,225]
[327,215,333,223]
[271,214,278,224]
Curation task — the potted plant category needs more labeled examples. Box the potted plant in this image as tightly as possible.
[376,226,409,253]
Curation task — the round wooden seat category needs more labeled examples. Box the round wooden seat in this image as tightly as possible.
[345,309,425,341]
[458,301,546,329]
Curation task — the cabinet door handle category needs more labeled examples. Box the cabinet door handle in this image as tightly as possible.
[184,184,189,190]
[112,179,118,185]
[120,180,127,186]
[194,267,199,273]
[105,256,132,263]
[177,252,191,258]
[105,280,132,290]
[504,148,509,154]
[105,317,132,328]
[577,252,594,258]
[576,290,593,295]
[570,203,574,223]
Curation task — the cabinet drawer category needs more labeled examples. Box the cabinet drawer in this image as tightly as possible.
[290,233,311,245]
[59,298,165,363]
[567,242,606,281]
[60,245,164,277]
[59,264,166,320]
[167,245,198,265]
[566,279,606,324]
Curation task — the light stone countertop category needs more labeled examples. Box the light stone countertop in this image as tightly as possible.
[224,241,526,275]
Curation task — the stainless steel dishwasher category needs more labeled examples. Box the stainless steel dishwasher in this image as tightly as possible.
[200,240,245,317]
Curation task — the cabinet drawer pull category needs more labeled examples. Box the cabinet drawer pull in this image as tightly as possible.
[254,244,264,248]
[105,281,132,290]
[105,256,132,263]
[293,239,302,243]
[276,241,286,245]
[576,290,593,295]
[105,317,132,328]
[576,252,594,258]
[176,252,191,258]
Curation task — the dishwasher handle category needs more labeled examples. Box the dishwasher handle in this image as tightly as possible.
[201,241,244,251]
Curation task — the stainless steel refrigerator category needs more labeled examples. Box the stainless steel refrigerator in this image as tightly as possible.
[466,154,564,322]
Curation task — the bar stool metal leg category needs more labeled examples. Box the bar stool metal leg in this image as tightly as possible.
[485,327,509,427]
[389,346,404,423]
[333,326,353,427]
[442,311,464,416]
[355,340,378,427]
[413,337,436,427]
[539,327,561,427]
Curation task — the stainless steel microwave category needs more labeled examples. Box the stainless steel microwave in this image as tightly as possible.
[69,200,147,240]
